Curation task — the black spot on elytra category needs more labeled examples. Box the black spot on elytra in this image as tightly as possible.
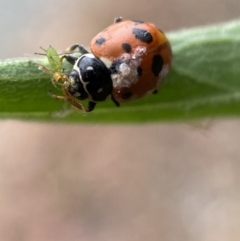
[122,43,132,53]
[151,54,163,76]
[132,28,153,43]
[152,90,158,94]
[132,20,144,24]
[122,92,132,100]
[95,37,106,46]
[137,66,142,76]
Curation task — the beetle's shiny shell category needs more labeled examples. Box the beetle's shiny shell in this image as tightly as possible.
[90,20,171,103]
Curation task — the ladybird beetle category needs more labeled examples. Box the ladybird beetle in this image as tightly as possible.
[90,17,172,104]
[41,17,171,112]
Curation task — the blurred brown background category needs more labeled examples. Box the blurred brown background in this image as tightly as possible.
[1,0,240,241]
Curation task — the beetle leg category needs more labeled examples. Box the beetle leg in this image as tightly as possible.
[111,94,120,107]
[114,17,123,23]
[60,55,78,65]
[87,101,96,112]
[65,44,89,54]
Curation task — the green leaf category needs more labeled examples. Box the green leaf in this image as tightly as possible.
[0,19,240,123]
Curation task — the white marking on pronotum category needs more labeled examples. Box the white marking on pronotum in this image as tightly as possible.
[86,66,94,71]
[72,53,100,102]
[97,88,103,93]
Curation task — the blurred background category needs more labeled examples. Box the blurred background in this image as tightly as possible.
[1,0,240,240]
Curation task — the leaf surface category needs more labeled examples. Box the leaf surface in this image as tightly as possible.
[0,20,239,122]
